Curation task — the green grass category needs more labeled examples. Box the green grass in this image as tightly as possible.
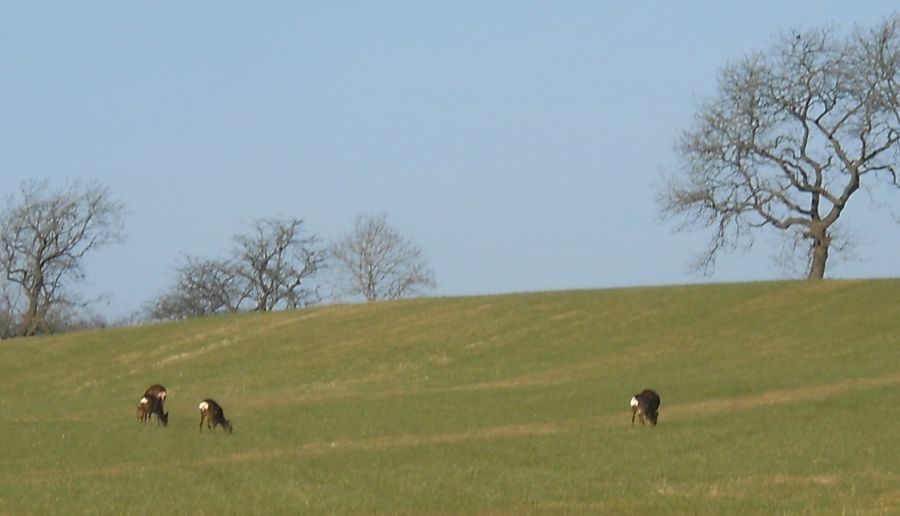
[1,279,899,514]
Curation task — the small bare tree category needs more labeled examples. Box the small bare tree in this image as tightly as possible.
[658,15,900,279]
[233,217,325,311]
[147,217,325,321]
[146,257,245,320]
[331,213,436,301]
[0,180,126,336]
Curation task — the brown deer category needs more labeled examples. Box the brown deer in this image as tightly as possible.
[199,399,233,433]
[137,394,169,426]
[630,389,661,426]
[143,384,168,406]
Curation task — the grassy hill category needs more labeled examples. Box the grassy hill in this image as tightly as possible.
[1,279,899,514]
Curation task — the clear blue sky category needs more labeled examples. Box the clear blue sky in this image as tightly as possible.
[2,2,898,320]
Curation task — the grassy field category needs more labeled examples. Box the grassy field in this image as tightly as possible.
[1,279,899,514]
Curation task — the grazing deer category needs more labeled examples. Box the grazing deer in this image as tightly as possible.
[199,399,233,434]
[143,384,168,406]
[630,389,661,426]
[137,394,169,426]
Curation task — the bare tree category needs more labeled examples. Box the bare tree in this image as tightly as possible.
[0,180,126,336]
[232,217,325,311]
[146,256,245,320]
[331,213,436,301]
[147,217,325,321]
[658,15,900,279]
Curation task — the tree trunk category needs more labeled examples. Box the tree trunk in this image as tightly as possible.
[807,227,829,280]
[20,294,41,337]
[20,263,44,336]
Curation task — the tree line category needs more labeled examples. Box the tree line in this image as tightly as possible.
[0,181,435,338]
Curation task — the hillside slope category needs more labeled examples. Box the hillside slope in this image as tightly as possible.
[1,279,899,514]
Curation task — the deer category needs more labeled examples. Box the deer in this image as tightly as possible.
[630,389,661,427]
[143,384,168,406]
[199,399,233,434]
[137,393,169,426]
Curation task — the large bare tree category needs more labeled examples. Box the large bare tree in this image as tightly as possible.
[0,180,126,336]
[331,213,436,301]
[658,15,900,279]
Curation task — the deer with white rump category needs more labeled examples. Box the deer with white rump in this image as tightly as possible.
[143,384,167,406]
[136,386,169,427]
[630,388,661,427]
[199,399,233,434]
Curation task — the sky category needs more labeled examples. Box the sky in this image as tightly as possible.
[2,2,899,320]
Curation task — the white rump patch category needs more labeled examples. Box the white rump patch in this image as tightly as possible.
[198,401,209,412]
[140,396,149,406]
[630,396,639,408]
